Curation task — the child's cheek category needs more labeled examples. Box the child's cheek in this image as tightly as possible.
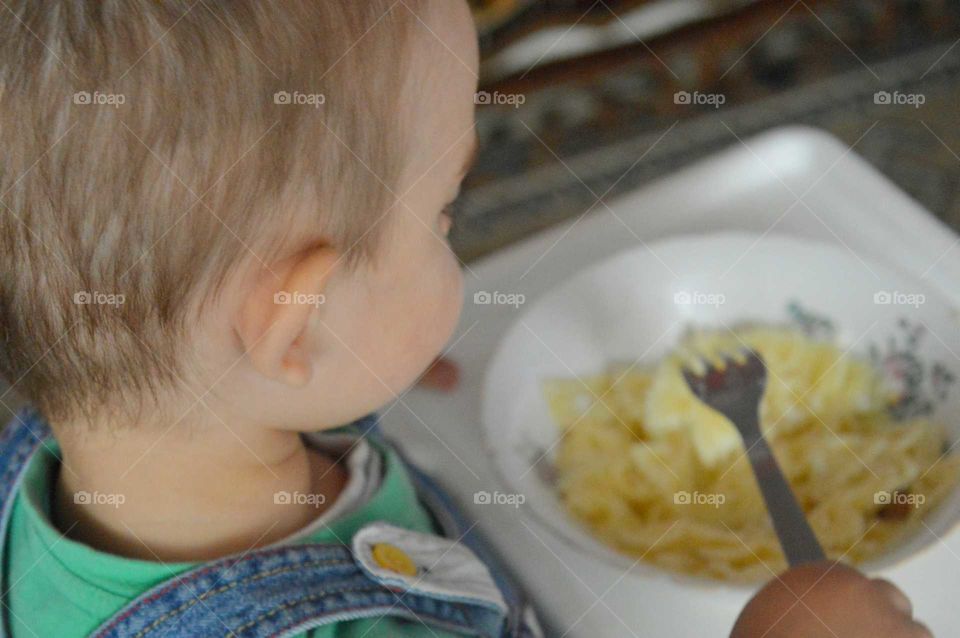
[442,252,465,335]
[421,251,464,356]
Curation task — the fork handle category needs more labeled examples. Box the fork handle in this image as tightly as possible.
[746,436,827,567]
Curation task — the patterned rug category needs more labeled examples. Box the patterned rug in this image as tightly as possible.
[453,0,960,260]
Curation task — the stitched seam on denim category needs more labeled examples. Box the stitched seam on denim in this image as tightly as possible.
[95,551,352,635]
[115,559,351,638]
[0,418,41,515]
[137,585,390,638]
[231,591,471,636]
[133,585,377,638]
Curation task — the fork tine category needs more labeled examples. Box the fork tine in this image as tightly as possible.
[681,366,703,398]
[679,347,708,376]
[721,352,746,386]
[745,349,766,374]
[681,347,767,400]
[681,363,699,380]
[678,343,822,566]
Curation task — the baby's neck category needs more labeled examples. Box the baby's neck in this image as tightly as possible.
[53,420,348,562]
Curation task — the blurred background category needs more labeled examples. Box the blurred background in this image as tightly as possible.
[456,0,960,260]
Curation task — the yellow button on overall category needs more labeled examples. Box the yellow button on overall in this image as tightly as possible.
[371,543,418,576]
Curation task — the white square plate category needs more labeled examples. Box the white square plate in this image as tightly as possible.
[379,126,960,637]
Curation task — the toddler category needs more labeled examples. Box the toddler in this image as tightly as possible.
[0,1,932,636]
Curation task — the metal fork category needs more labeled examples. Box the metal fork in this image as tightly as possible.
[682,349,826,567]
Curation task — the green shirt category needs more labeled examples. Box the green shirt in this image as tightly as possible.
[5,438,463,637]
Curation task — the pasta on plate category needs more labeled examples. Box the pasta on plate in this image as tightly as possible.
[544,327,960,582]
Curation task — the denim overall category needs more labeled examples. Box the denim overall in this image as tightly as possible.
[0,407,543,638]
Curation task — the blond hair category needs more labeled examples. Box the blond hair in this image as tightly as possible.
[0,0,422,425]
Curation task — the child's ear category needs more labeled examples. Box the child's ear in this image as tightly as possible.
[234,244,340,387]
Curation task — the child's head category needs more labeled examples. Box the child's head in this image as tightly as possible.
[0,0,478,432]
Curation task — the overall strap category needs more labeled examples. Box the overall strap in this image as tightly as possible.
[91,530,508,638]
[0,407,54,638]
[404,461,533,637]
[356,414,542,637]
